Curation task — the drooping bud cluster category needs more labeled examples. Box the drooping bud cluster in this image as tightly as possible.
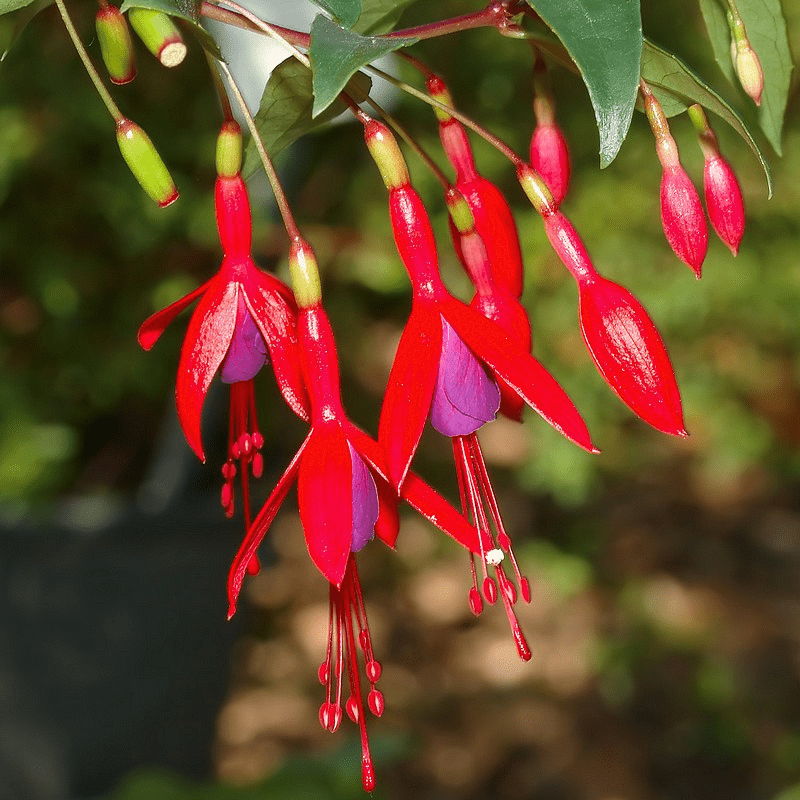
[641,83,708,276]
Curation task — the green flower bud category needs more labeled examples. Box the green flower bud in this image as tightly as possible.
[289,239,322,309]
[95,5,136,85]
[445,187,475,235]
[116,118,179,207]
[363,120,409,191]
[216,120,243,178]
[127,8,187,68]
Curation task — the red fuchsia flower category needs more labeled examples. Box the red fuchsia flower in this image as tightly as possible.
[138,162,309,555]
[529,56,571,206]
[517,163,686,437]
[642,85,708,277]
[688,104,745,255]
[226,244,491,790]
[364,121,597,656]
[427,75,525,299]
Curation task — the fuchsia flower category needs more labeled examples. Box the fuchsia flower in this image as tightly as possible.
[428,75,525,299]
[225,257,491,790]
[379,180,596,490]
[138,171,309,566]
[138,173,309,461]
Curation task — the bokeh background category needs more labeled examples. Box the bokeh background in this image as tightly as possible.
[2,1,800,798]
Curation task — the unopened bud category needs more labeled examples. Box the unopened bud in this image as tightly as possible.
[288,239,322,309]
[127,8,187,68]
[529,123,571,206]
[729,13,763,105]
[660,164,708,277]
[364,120,409,190]
[115,118,178,207]
[516,162,556,216]
[735,43,764,106]
[216,120,242,178]
[95,5,136,85]
[426,74,454,122]
[445,187,475,235]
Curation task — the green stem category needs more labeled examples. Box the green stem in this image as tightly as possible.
[365,63,523,166]
[53,0,123,122]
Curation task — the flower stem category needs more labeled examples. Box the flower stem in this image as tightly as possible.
[53,0,123,122]
[205,50,234,121]
[365,63,523,167]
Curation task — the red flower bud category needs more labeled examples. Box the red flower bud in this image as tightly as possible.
[529,123,570,206]
[660,164,708,277]
[704,154,745,255]
[95,5,136,85]
[543,211,686,436]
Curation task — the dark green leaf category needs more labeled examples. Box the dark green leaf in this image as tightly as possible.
[242,57,372,179]
[641,39,772,196]
[120,0,221,59]
[699,0,792,155]
[0,0,52,61]
[309,14,412,117]
[0,0,35,15]
[528,0,642,168]
[309,0,361,28]
[353,0,418,34]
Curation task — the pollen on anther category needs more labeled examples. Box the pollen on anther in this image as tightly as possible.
[486,548,504,566]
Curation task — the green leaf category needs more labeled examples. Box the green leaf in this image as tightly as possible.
[120,0,221,59]
[698,0,792,156]
[309,0,361,28]
[353,0,418,34]
[242,57,372,179]
[528,0,642,168]
[309,14,413,117]
[0,0,35,15]
[0,0,52,61]
[641,39,772,196]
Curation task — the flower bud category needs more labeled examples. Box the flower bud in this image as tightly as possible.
[95,5,136,85]
[578,273,686,437]
[703,154,745,255]
[729,14,763,106]
[529,123,571,206]
[363,120,409,190]
[216,120,242,178]
[660,164,708,277]
[127,8,187,68]
[289,239,322,309]
[516,162,557,217]
[115,118,178,207]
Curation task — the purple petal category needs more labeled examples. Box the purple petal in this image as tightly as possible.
[430,316,500,436]
[220,294,269,384]
[349,442,379,552]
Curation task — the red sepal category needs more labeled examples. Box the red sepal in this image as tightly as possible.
[137,279,213,351]
[378,303,441,490]
[374,479,400,547]
[247,270,310,421]
[227,431,311,617]
[298,423,353,588]
[578,275,686,436]
[175,276,238,460]
[441,298,596,452]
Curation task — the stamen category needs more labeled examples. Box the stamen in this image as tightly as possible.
[452,432,532,659]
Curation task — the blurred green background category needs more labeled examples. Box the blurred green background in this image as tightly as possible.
[2,1,800,799]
